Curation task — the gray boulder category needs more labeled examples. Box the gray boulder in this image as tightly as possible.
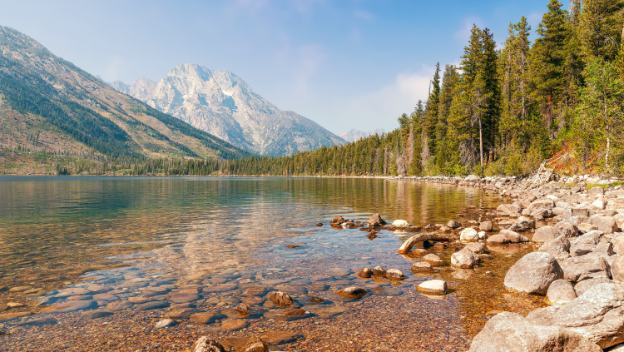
[510,216,536,232]
[469,312,601,352]
[570,230,605,256]
[575,277,612,296]
[527,282,624,349]
[612,255,624,282]
[487,230,529,244]
[590,215,618,234]
[546,279,577,305]
[497,203,522,217]
[533,226,557,243]
[451,248,479,269]
[504,252,563,295]
[554,221,579,238]
[559,254,610,282]
[538,236,571,261]
[479,220,493,232]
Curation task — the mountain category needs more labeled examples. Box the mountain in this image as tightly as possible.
[339,129,384,142]
[0,26,246,164]
[118,64,344,156]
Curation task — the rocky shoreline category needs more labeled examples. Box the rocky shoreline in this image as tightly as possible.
[389,167,624,351]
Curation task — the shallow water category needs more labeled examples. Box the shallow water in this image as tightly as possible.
[0,176,542,351]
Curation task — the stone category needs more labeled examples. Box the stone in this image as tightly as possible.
[575,278,611,296]
[460,227,479,242]
[570,230,605,256]
[411,262,433,273]
[244,340,269,352]
[463,242,488,254]
[547,279,577,305]
[416,280,447,295]
[572,208,591,219]
[510,216,536,232]
[367,213,386,227]
[532,226,557,243]
[554,221,579,238]
[6,302,25,309]
[479,220,493,232]
[385,268,405,280]
[221,319,249,331]
[504,252,563,295]
[560,254,609,282]
[527,282,624,349]
[392,219,409,228]
[422,253,443,267]
[487,230,529,244]
[193,336,226,352]
[336,286,367,300]
[447,219,461,229]
[330,216,345,226]
[190,312,224,325]
[357,267,372,278]
[497,203,522,217]
[155,318,176,329]
[538,236,571,260]
[590,215,618,234]
[267,291,293,307]
[612,255,624,282]
[451,248,479,269]
[42,299,97,313]
[469,312,601,352]
[592,197,606,210]
[613,234,624,254]
[372,265,386,277]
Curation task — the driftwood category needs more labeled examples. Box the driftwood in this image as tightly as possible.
[398,232,454,254]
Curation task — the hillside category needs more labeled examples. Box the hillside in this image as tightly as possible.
[116,64,344,156]
[0,26,247,174]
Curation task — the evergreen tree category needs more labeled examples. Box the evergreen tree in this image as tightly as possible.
[434,65,459,172]
[421,63,441,168]
[579,0,624,61]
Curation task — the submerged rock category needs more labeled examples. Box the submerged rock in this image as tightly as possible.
[422,253,443,267]
[385,268,405,280]
[336,286,367,300]
[357,267,373,279]
[504,252,563,295]
[154,318,176,329]
[411,261,433,273]
[267,291,293,307]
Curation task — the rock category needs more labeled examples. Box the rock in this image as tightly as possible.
[532,226,557,243]
[372,265,386,277]
[416,280,447,295]
[572,208,591,219]
[463,242,489,254]
[613,234,624,254]
[510,216,536,232]
[190,312,224,324]
[469,312,601,352]
[193,337,226,352]
[6,302,25,309]
[612,255,624,282]
[155,318,176,329]
[411,261,433,273]
[554,221,579,238]
[385,269,405,280]
[244,340,269,352]
[397,232,453,254]
[546,279,577,305]
[527,282,624,349]
[575,277,611,296]
[221,318,249,331]
[460,227,480,242]
[592,197,606,210]
[447,219,461,229]
[451,248,479,269]
[590,215,618,234]
[570,230,605,256]
[357,268,372,279]
[538,236,571,260]
[422,253,443,267]
[392,219,409,228]
[497,203,522,217]
[336,286,367,300]
[330,216,345,226]
[559,254,609,282]
[367,213,386,227]
[267,291,293,307]
[487,230,529,244]
[504,252,563,295]
[479,221,493,232]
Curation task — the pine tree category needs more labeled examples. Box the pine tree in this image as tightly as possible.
[529,0,571,137]
[434,65,459,172]
[421,63,441,169]
[579,0,624,61]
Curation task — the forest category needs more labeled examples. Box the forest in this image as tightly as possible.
[40,0,624,177]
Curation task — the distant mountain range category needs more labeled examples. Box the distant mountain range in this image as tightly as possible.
[0,26,246,162]
[113,64,344,156]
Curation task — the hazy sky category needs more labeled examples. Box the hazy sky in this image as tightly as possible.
[0,0,566,134]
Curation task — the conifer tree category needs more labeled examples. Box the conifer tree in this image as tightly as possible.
[434,65,459,172]
[579,0,624,61]
[421,63,441,168]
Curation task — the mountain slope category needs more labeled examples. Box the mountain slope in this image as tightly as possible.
[118,64,344,156]
[0,26,246,162]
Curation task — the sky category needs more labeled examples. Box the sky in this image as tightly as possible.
[0,0,569,134]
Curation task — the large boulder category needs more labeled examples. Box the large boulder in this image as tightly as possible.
[538,236,571,261]
[612,255,624,282]
[532,226,557,243]
[613,234,624,254]
[569,230,604,256]
[487,230,529,245]
[559,254,610,282]
[527,282,624,349]
[554,221,579,238]
[590,215,618,234]
[497,203,522,217]
[504,252,563,295]
[451,248,479,269]
[468,312,601,352]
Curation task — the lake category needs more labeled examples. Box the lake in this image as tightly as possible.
[0,176,541,351]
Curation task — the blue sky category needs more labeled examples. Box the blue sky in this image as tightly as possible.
[0,0,569,134]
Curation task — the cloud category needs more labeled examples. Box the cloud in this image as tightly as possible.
[344,68,434,129]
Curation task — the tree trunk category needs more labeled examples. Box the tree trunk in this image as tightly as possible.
[478,117,484,175]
